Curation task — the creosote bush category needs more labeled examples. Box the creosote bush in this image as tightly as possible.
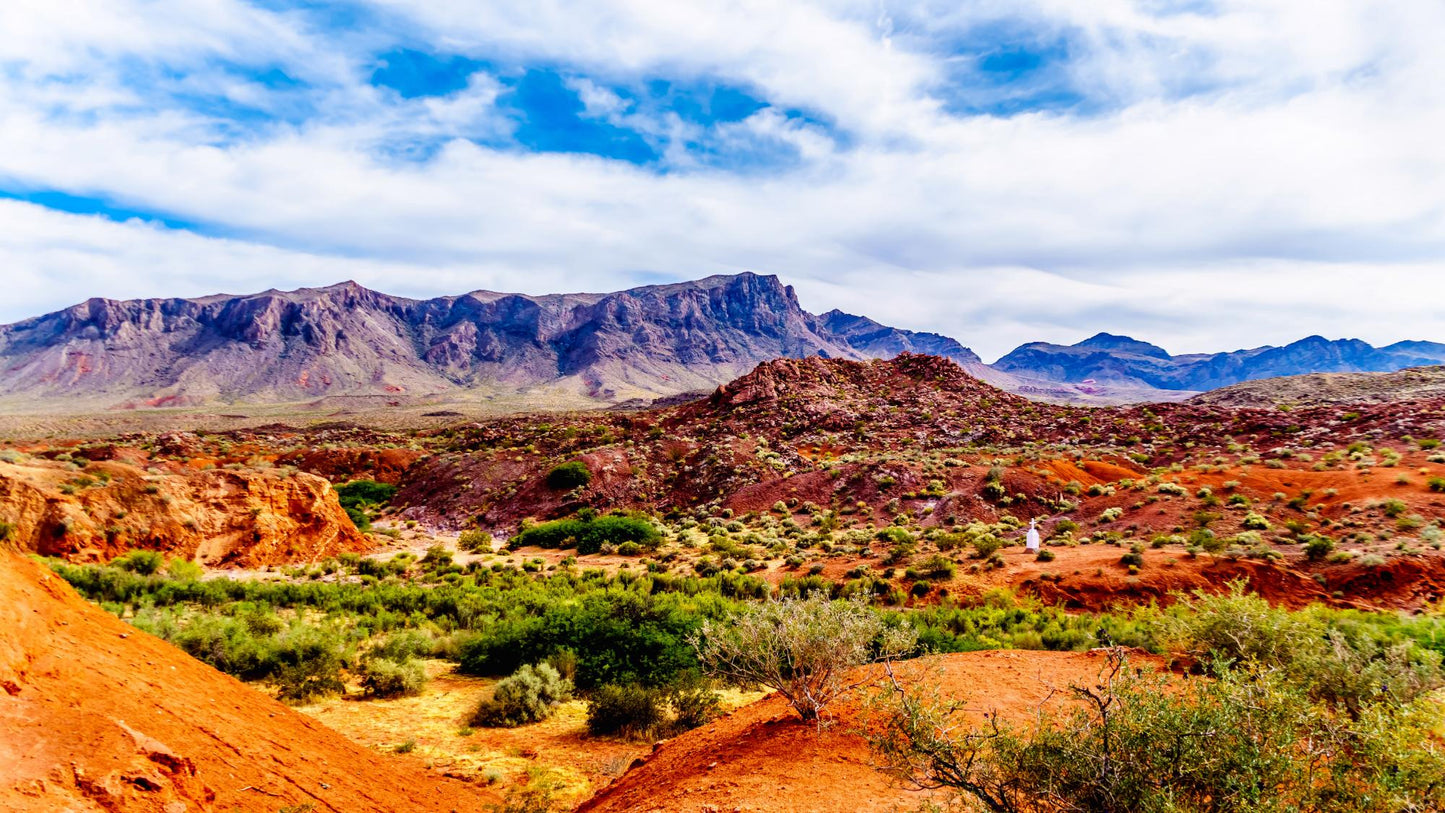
[694,594,916,723]
[472,663,573,727]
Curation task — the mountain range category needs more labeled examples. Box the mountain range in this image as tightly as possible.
[0,272,1440,409]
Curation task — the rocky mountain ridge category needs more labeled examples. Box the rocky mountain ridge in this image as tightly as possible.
[3,273,1442,408]
[0,273,984,408]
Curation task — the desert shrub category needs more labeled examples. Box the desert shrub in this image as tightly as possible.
[267,626,349,703]
[421,544,453,568]
[371,630,435,662]
[509,514,660,555]
[1382,498,1408,517]
[1155,582,1442,715]
[693,594,916,722]
[335,479,398,509]
[586,684,668,738]
[336,481,397,532]
[1429,477,1445,493]
[969,535,1002,559]
[0,519,13,545]
[545,461,592,490]
[869,650,1445,813]
[457,590,702,689]
[1099,507,1123,523]
[473,663,573,727]
[1241,512,1270,530]
[458,529,493,552]
[914,554,957,581]
[165,557,204,580]
[669,680,723,730]
[1304,534,1336,561]
[1049,520,1078,538]
[1035,549,1055,562]
[358,657,427,698]
[111,549,165,575]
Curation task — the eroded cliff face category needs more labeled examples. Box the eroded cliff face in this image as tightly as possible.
[0,456,368,567]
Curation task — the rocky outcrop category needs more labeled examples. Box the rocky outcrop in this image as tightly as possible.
[0,457,368,567]
[1190,365,1445,407]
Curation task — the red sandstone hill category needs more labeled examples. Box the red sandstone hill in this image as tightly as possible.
[0,551,501,812]
[579,649,1152,813]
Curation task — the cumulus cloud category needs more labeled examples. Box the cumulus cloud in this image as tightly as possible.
[0,0,1442,361]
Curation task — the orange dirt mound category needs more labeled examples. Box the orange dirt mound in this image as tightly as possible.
[580,649,1153,813]
[0,551,500,812]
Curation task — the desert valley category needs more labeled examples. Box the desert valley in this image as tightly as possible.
[6,3,1445,811]
[4,275,1445,811]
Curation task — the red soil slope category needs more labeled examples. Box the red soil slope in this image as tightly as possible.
[0,551,500,812]
[580,649,1150,813]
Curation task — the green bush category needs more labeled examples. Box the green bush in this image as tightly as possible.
[915,554,957,581]
[336,480,397,532]
[1035,549,1055,562]
[358,657,427,698]
[510,515,660,555]
[669,681,723,731]
[1429,477,1445,493]
[371,630,436,662]
[458,529,493,552]
[969,535,1002,559]
[586,684,668,738]
[472,663,573,727]
[1304,535,1336,561]
[165,557,204,580]
[1156,582,1442,716]
[870,651,1445,813]
[1242,512,1270,530]
[545,461,592,490]
[111,549,165,575]
[335,480,398,510]
[267,626,349,704]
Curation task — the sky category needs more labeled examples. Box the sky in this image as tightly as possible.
[1,1,1443,361]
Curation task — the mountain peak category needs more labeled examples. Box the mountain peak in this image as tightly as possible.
[1075,332,1171,358]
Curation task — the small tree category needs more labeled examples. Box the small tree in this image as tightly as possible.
[693,594,916,724]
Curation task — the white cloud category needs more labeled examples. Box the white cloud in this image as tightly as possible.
[0,0,1443,363]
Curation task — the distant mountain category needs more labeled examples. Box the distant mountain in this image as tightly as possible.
[0,273,983,408]
[817,310,982,366]
[993,333,1445,397]
[4,273,1441,410]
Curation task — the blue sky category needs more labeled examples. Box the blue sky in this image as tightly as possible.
[0,1,1443,359]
